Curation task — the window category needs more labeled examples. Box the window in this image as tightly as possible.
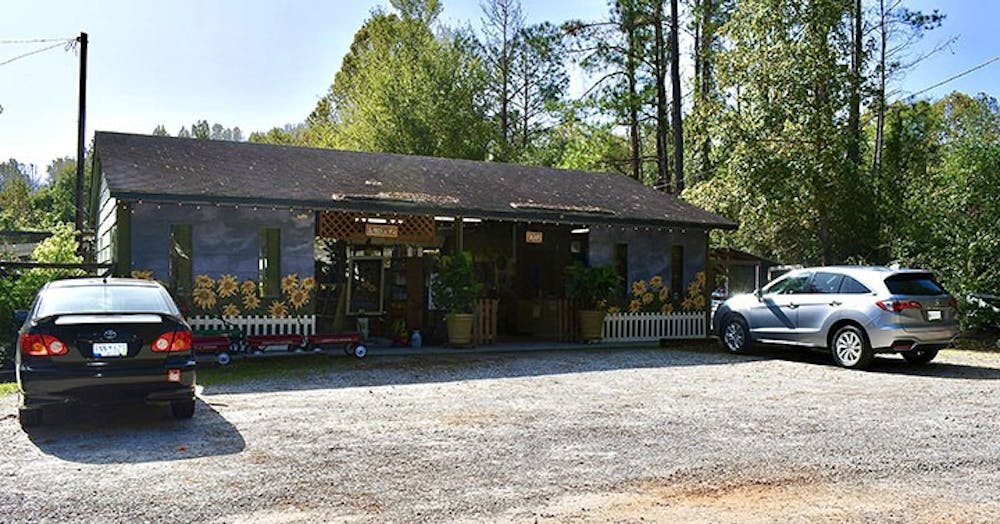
[37,285,177,318]
[169,225,192,294]
[839,276,871,294]
[766,272,813,295]
[670,245,684,298]
[809,272,844,294]
[613,243,628,297]
[259,228,281,296]
[884,273,946,295]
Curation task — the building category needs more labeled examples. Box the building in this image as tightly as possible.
[90,132,736,343]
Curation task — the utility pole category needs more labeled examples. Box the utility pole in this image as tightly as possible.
[74,32,88,237]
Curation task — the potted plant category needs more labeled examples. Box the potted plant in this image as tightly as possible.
[565,262,621,342]
[430,251,483,346]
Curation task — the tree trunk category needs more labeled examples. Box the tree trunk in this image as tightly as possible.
[626,15,642,181]
[872,0,886,176]
[653,1,670,190]
[847,0,862,168]
[499,8,511,157]
[697,0,713,183]
[669,0,684,193]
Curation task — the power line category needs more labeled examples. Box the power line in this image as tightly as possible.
[904,53,1000,100]
[0,37,75,45]
[0,39,74,67]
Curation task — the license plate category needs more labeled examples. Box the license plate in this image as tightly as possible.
[927,310,942,321]
[93,342,128,357]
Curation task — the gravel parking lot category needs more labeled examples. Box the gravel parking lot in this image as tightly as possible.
[2,344,999,523]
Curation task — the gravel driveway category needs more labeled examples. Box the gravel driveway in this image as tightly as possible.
[2,345,999,523]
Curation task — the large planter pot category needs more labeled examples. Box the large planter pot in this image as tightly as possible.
[578,309,607,342]
[445,313,475,346]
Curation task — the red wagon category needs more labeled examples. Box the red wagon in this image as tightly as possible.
[305,332,367,358]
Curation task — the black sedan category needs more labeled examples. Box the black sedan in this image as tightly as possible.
[15,278,196,429]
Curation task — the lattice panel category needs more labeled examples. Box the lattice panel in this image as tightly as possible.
[318,211,436,244]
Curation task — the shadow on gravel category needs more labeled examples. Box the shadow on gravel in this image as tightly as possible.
[24,398,244,464]
[749,345,1000,380]
[201,345,762,395]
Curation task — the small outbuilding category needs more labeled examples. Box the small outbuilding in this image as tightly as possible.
[90,132,736,343]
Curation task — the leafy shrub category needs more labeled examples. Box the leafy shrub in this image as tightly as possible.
[0,224,83,366]
[431,252,482,314]
[565,263,621,310]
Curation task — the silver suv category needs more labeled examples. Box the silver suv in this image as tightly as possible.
[713,266,959,369]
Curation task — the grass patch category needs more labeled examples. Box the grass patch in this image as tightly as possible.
[197,353,343,386]
[0,382,17,396]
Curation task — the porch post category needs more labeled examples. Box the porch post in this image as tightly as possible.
[456,215,464,254]
[704,229,712,338]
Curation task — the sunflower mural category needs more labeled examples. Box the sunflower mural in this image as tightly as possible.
[281,273,299,294]
[131,270,154,280]
[192,286,218,310]
[221,303,241,318]
[217,274,239,298]
[681,271,708,311]
[268,300,288,318]
[239,280,257,296]
[182,272,315,318]
[618,272,707,314]
[130,269,168,289]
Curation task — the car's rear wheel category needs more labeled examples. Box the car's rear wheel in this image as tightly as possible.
[902,348,938,365]
[171,399,195,419]
[18,407,42,429]
[720,316,752,354]
[830,325,873,369]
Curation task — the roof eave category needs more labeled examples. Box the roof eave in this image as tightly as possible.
[110,191,739,231]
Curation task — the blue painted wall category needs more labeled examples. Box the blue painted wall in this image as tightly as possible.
[588,226,707,287]
[129,204,315,283]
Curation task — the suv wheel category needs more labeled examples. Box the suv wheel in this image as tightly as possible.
[720,316,752,354]
[902,348,938,365]
[18,407,42,430]
[830,325,873,369]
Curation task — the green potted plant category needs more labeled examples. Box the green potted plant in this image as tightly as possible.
[431,251,483,346]
[565,262,621,342]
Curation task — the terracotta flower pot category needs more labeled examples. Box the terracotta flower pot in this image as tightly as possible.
[445,313,475,346]
[578,309,607,342]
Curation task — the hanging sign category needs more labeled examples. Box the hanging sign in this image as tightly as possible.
[366,223,399,238]
[525,230,543,244]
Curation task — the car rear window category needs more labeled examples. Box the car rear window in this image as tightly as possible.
[35,285,179,318]
[884,273,946,296]
[838,276,871,294]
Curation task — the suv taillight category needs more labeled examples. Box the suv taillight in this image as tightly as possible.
[20,333,69,356]
[876,300,922,313]
[152,330,192,352]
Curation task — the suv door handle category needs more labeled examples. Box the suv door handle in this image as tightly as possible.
[787,303,799,309]
[829,301,842,307]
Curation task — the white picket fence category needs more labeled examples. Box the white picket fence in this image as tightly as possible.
[186,315,316,336]
[602,311,707,342]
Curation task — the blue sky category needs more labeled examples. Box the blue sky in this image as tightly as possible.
[1,0,997,178]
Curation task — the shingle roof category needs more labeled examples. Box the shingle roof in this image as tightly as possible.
[94,132,737,229]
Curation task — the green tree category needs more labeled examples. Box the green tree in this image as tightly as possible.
[312,3,492,159]
[30,157,79,227]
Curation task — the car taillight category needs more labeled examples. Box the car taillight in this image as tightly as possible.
[152,330,192,352]
[876,300,923,313]
[948,298,958,310]
[20,333,69,356]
